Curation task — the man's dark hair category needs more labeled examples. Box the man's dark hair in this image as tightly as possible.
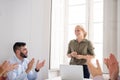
[13,42,26,53]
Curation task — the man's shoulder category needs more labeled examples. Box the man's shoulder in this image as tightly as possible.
[8,56,29,64]
[8,56,17,63]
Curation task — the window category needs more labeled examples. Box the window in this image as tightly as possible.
[50,0,103,69]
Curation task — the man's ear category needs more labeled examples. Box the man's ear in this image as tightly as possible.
[15,49,20,54]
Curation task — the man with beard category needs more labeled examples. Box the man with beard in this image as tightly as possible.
[7,42,45,80]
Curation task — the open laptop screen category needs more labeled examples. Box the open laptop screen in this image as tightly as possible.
[60,65,83,80]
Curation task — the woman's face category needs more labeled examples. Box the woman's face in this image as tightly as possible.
[75,27,84,38]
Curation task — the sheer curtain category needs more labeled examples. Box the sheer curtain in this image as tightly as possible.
[50,0,65,69]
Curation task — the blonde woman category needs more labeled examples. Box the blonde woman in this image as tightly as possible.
[67,25,95,78]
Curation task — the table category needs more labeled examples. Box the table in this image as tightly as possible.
[46,76,93,80]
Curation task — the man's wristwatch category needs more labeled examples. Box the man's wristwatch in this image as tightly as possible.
[35,68,39,72]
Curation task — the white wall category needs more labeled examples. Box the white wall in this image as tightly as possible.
[103,0,117,72]
[0,0,51,79]
[117,0,120,67]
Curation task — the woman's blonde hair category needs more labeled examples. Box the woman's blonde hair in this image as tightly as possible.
[75,25,87,38]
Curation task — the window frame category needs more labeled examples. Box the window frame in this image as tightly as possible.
[50,0,103,70]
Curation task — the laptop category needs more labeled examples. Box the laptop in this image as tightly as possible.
[60,65,84,80]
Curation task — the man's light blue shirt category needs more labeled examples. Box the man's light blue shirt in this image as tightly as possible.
[7,55,38,80]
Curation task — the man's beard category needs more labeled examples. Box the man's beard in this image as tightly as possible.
[20,52,28,58]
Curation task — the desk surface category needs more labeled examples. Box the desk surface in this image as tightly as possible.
[46,76,92,80]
